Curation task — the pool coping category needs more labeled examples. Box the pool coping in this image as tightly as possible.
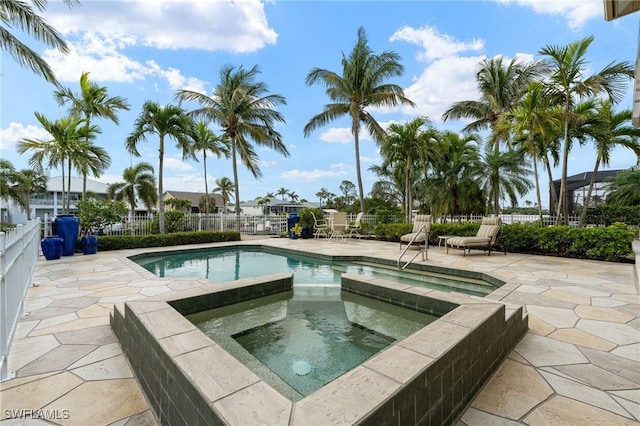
[111,270,527,425]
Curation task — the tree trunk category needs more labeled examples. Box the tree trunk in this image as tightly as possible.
[543,154,558,215]
[158,135,165,235]
[555,117,570,225]
[203,150,209,214]
[532,152,544,224]
[353,127,365,214]
[232,139,241,230]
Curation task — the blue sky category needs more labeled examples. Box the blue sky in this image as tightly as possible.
[1,0,638,208]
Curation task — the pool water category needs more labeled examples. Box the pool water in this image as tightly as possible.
[188,286,437,399]
[136,247,496,296]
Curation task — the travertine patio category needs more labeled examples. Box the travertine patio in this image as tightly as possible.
[1,236,638,425]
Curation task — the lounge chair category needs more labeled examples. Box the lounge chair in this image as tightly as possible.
[311,211,329,239]
[445,217,505,256]
[400,215,432,249]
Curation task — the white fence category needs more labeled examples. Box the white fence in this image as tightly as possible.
[0,219,41,381]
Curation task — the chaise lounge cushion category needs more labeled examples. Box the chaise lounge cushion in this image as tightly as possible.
[400,215,432,244]
[446,217,502,249]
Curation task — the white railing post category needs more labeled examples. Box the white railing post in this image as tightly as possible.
[0,231,7,380]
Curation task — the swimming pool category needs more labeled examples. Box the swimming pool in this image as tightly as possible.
[133,246,499,296]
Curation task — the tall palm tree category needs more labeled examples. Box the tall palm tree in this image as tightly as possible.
[16,113,87,213]
[579,101,640,225]
[539,35,634,224]
[106,162,158,224]
[476,146,533,214]
[276,187,290,201]
[213,177,234,213]
[497,82,562,222]
[176,64,289,224]
[381,116,438,222]
[0,0,78,84]
[54,71,130,198]
[442,56,548,153]
[189,121,230,215]
[126,101,194,235]
[304,26,415,213]
[316,188,332,208]
[12,169,47,220]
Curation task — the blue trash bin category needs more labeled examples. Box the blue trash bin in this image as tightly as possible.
[53,214,79,256]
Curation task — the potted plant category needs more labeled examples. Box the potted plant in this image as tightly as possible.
[290,223,303,239]
[298,207,324,239]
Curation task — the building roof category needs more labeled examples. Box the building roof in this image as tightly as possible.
[552,169,622,191]
[46,176,108,193]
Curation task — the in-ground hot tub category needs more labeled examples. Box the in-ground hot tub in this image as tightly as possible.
[111,271,527,425]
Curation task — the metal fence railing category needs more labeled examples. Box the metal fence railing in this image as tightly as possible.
[0,218,41,381]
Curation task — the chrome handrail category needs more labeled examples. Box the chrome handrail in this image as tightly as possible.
[397,225,428,269]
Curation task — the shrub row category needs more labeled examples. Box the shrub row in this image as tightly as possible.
[374,222,635,262]
[82,230,241,251]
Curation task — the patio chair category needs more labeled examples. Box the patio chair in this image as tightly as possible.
[311,211,330,239]
[346,212,364,239]
[328,212,348,241]
[445,216,505,256]
[399,215,432,250]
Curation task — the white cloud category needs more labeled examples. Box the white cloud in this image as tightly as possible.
[0,122,51,150]
[48,0,278,53]
[496,0,601,31]
[260,160,277,167]
[281,163,350,181]
[390,25,487,121]
[42,33,208,92]
[319,127,374,144]
[164,157,194,171]
[390,26,484,61]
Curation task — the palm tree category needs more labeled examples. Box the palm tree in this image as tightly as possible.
[54,71,130,198]
[106,162,158,224]
[289,191,299,203]
[442,56,548,152]
[497,82,562,222]
[476,146,533,214]
[539,35,634,224]
[189,121,230,215]
[126,101,194,235]
[316,188,332,208]
[304,26,415,213]
[579,101,640,225]
[16,113,88,213]
[10,169,47,220]
[213,177,234,213]
[0,159,18,204]
[606,169,640,206]
[381,117,438,222]
[425,131,483,219]
[276,187,290,201]
[176,64,289,224]
[0,0,78,84]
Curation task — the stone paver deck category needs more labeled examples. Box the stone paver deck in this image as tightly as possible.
[1,236,638,425]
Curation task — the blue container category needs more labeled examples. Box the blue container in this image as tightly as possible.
[41,236,63,260]
[287,213,299,233]
[81,235,98,255]
[53,214,79,256]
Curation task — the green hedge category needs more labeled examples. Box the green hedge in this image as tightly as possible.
[79,231,240,251]
[375,222,635,262]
